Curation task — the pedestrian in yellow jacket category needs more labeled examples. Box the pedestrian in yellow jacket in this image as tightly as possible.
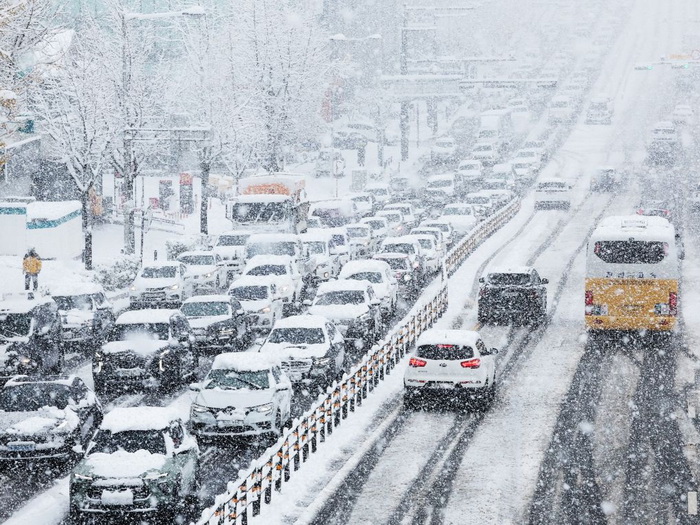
[23,248,42,291]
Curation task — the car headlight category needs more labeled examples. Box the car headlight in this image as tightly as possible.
[252,402,274,414]
[204,272,213,278]
[18,356,36,367]
[281,285,290,292]
[258,306,271,314]
[191,403,209,414]
[73,473,93,481]
[171,284,179,290]
[130,285,137,291]
[403,274,412,282]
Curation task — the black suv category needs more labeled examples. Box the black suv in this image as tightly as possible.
[0,294,63,381]
[93,309,198,394]
[477,268,548,325]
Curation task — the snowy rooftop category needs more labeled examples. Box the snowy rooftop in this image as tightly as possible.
[116,309,177,325]
[212,352,279,372]
[101,406,176,433]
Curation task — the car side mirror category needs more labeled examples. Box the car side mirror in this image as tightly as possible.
[541,278,549,284]
[303,299,313,307]
[72,444,85,456]
[236,309,245,316]
[189,383,201,392]
[489,348,499,355]
[478,277,485,283]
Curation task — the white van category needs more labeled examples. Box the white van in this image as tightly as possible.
[534,179,571,210]
[548,96,575,123]
[586,95,613,125]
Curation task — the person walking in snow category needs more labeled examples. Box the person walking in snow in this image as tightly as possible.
[23,248,42,291]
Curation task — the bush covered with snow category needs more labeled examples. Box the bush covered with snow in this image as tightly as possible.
[165,234,214,260]
[93,255,140,291]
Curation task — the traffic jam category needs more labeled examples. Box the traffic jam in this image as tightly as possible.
[2,0,700,524]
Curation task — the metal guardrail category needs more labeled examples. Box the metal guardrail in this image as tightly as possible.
[195,197,521,525]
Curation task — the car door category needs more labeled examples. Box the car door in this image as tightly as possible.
[171,316,195,372]
[385,268,398,304]
[326,323,345,373]
[70,378,101,444]
[271,366,292,419]
[229,298,247,342]
[168,422,198,495]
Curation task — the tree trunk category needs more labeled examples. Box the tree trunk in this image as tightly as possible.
[200,157,210,235]
[123,141,136,254]
[81,187,93,270]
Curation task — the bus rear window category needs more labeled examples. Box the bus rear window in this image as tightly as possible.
[593,241,667,264]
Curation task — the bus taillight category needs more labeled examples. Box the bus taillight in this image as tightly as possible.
[585,291,593,315]
[669,292,678,316]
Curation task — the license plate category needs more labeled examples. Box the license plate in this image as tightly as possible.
[8,442,35,451]
[116,368,142,377]
[217,419,243,428]
[101,490,134,506]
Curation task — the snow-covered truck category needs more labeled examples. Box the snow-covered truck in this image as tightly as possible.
[225,173,309,234]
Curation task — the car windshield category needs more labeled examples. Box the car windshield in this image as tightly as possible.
[347,227,370,238]
[552,100,568,108]
[590,102,607,111]
[90,429,167,456]
[230,286,268,301]
[444,207,471,216]
[53,294,94,311]
[460,163,479,170]
[110,323,170,341]
[304,241,326,255]
[346,272,382,284]
[247,242,296,258]
[416,344,475,360]
[0,384,73,411]
[181,302,229,317]
[488,273,531,286]
[216,234,248,247]
[517,151,536,159]
[380,213,401,224]
[474,145,492,152]
[179,255,215,266]
[352,196,370,203]
[537,182,566,189]
[364,220,385,230]
[466,196,490,204]
[417,239,433,249]
[205,369,269,390]
[524,141,543,149]
[268,327,325,345]
[425,223,449,233]
[247,264,287,276]
[0,313,32,338]
[513,163,530,169]
[315,290,366,305]
[232,202,287,223]
[479,130,497,138]
[330,234,346,248]
[593,241,667,264]
[428,179,453,188]
[436,140,453,147]
[142,266,177,278]
[380,257,409,270]
[382,243,415,255]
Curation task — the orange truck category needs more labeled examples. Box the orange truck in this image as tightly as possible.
[225,173,310,234]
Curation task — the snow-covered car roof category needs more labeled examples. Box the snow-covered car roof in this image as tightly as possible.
[486,266,534,276]
[0,293,55,313]
[428,173,456,182]
[182,294,232,304]
[50,282,105,296]
[593,215,674,242]
[178,250,216,258]
[116,309,178,325]
[407,234,436,244]
[444,203,473,210]
[373,252,409,261]
[247,233,300,243]
[212,352,279,372]
[653,120,675,129]
[4,374,79,388]
[516,148,539,156]
[101,406,178,433]
[217,229,252,237]
[228,275,278,288]
[537,177,568,185]
[339,259,391,274]
[245,255,293,267]
[382,236,419,245]
[416,329,481,348]
[272,315,328,329]
[422,219,453,228]
[459,160,482,167]
[345,222,371,230]
[300,230,333,242]
[317,279,371,294]
[361,216,389,225]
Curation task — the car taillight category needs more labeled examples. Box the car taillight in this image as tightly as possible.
[409,357,427,367]
[585,291,593,306]
[669,292,678,316]
[460,358,481,369]
[637,208,644,215]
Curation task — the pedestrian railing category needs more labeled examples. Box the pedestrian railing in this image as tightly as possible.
[195,197,521,525]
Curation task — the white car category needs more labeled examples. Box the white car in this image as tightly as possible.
[301,230,339,283]
[178,251,227,292]
[241,255,303,314]
[383,202,418,229]
[463,192,495,219]
[410,227,446,254]
[360,216,390,240]
[441,203,478,234]
[431,137,457,163]
[425,174,457,204]
[338,259,399,317]
[403,329,498,409]
[471,142,499,166]
[548,96,575,123]
[346,222,379,259]
[259,315,346,387]
[365,183,391,205]
[522,139,548,161]
[129,262,191,308]
[377,210,408,237]
[379,236,424,270]
[308,280,383,350]
[513,148,542,173]
[421,219,455,247]
[228,276,283,333]
[534,178,572,210]
[672,104,694,125]
[457,159,483,183]
[189,353,292,438]
[650,120,679,146]
[212,231,251,283]
[406,234,441,274]
[349,193,376,218]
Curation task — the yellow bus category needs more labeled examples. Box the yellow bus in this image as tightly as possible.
[585,215,680,333]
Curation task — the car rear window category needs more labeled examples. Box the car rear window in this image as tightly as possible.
[488,273,531,285]
[416,344,474,360]
[593,241,667,264]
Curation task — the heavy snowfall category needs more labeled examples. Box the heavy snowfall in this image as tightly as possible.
[1,0,699,524]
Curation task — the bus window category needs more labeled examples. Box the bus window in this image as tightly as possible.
[593,241,667,264]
